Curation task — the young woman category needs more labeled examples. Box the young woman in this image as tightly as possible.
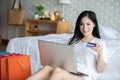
[27,10,108,80]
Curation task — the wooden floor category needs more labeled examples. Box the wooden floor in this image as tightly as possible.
[0,39,9,51]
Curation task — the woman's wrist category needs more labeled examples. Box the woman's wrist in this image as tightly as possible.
[97,53,105,65]
[98,53,103,57]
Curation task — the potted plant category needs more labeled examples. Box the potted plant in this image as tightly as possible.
[35,4,45,18]
[34,12,39,19]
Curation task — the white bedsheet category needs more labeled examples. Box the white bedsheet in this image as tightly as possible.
[7,34,72,74]
[6,33,120,80]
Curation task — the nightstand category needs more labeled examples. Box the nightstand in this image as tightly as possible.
[25,19,70,36]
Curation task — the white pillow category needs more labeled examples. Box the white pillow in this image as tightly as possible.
[105,40,120,60]
[99,25,120,40]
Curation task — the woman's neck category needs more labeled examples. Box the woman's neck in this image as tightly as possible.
[81,35,95,43]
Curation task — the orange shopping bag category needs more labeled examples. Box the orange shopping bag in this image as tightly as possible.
[0,53,31,80]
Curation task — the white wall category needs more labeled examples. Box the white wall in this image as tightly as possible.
[0,0,120,39]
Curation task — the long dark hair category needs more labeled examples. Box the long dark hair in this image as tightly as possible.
[68,10,100,45]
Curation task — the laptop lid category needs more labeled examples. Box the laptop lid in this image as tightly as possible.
[38,40,77,73]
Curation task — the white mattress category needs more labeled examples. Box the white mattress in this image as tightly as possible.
[7,33,120,80]
[7,34,72,74]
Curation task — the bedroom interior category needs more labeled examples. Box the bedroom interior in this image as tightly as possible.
[0,0,120,40]
[0,0,120,80]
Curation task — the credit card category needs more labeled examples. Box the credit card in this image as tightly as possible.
[86,42,96,48]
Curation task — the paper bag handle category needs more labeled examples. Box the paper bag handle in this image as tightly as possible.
[11,0,22,10]
[11,54,26,72]
[16,59,26,72]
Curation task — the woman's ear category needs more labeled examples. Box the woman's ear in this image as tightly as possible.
[93,23,96,28]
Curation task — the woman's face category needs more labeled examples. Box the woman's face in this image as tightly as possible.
[80,16,95,37]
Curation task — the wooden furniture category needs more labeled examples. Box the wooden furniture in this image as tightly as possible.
[25,19,70,36]
[0,39,1,44]
[0,35,2,51]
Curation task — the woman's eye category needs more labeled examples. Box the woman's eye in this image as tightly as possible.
[80,23,83,26]
[87,24,91,26]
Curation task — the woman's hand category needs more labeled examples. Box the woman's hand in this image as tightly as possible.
[91,44,106,73]
[91,44,103,56]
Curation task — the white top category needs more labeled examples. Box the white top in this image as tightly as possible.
[74,37,108,77]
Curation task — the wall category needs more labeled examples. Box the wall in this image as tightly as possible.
[0,0,9,39]
[0,0,120,39]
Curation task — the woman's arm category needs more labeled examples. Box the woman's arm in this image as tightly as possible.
[96,53,106,73]
[91,44,106,73]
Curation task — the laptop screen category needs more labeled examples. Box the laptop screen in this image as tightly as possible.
[38,40,77,73]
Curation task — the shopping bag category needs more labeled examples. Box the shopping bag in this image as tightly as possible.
[0,51,9,54]
[8,0,25,25]
[0,53,31,80]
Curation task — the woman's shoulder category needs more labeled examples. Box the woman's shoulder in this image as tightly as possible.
[94,37,105,44]
[94,37,102,41]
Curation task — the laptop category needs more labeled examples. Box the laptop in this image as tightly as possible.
[38,40,77,74]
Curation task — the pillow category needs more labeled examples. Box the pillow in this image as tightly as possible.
[105,40,120,61]
[99,25,120,40]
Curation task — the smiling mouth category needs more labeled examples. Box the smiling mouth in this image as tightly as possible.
[83,31,89,34]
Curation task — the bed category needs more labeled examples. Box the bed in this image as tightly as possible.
[6,25,120,80]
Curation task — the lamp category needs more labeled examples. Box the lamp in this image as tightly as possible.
[59,0,70,21]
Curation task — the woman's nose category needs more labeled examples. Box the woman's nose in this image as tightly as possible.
[83,25,87,30]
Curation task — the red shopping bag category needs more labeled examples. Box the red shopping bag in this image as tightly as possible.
[0,53,31,80]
